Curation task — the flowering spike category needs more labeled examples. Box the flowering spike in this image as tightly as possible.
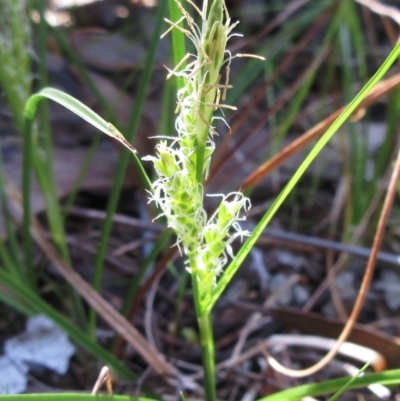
[144,0,254,308]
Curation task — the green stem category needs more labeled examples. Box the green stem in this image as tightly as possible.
[197,313,216,401]
[22,116,33,280]
[191,264,216,401]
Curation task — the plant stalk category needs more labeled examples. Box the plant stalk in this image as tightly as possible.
[191,264,216,401]
[197,312,216,401]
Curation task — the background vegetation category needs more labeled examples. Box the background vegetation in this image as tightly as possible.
[1,0,400,399]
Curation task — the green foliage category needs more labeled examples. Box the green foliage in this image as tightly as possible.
[260,368,400,401]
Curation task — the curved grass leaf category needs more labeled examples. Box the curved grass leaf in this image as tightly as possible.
[24,88,137,155]
[257,368,400,401]
[207,41,400,314]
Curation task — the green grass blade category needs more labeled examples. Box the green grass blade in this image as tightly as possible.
[326,362,369,401]
[0,396,156,401]
[24,88,136,155]
[207,41,400,314]
[33,0,70,262]
[257,368,400,401]
[22,87,151,236]
[21,116,34,277]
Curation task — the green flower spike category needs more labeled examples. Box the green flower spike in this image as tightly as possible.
[144,0,250,308]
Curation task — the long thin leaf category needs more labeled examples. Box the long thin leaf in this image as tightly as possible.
[258,368,400,401]
[207,41,400,314]
[326,362,369,401]
[24,88,137,155]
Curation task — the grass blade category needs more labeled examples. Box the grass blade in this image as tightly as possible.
[24,88,137,155]
[258,368,400,401]
[207,40,400,314]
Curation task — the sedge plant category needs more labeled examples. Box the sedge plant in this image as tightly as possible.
[17,0,400,400]
[143,1,255,398]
